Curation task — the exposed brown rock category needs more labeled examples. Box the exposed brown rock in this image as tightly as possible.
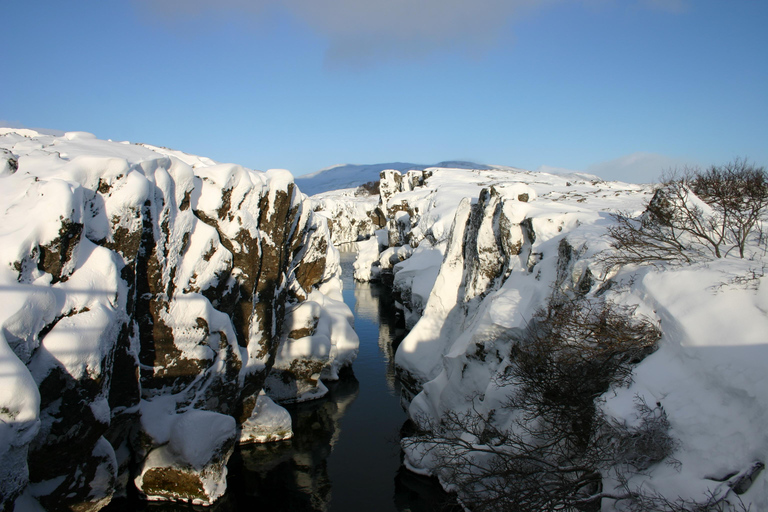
[38,219,83,283]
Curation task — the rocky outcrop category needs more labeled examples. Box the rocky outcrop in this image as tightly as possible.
[0,130,357,510]
[309,191,381,246]
[393,185,534,389]
[378,167,768,511]
[308,168,434,286]
[379,169,432,248]
[298,161,768,510]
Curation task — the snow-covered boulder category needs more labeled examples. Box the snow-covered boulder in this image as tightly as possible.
[238,392,293,444]
[264,280,358,402]
[135,409,235,505]
[353,234,385,281]
[0,128,358,509]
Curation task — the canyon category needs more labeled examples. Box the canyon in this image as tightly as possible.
[2,129,766,511]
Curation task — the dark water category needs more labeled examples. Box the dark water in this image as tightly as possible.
[106,251,456,512]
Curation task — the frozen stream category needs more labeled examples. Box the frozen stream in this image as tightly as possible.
[106,251,455,511]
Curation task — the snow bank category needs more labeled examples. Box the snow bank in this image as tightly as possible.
[598,263,768,509]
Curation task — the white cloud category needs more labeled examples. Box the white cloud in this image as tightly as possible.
[294,0,552,65]
[132,0,690,66]
[131,0,560,65]
[585,152,698,184]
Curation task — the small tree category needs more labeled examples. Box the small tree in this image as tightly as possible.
[689,159,768,258]
[647,177,729,259]
[602,160,768,268]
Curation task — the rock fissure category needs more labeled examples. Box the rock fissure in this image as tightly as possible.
[0,133,358,510]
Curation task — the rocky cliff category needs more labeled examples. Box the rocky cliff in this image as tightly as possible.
[308,187,383,246]
[331,165,768,510]
[0,129,358,510]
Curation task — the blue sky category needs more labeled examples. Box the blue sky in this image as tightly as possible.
[2,0,766,182]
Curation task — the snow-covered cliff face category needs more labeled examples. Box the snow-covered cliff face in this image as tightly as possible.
[0,129,358,510]
[308,188,383,246]
[326,166,767,509]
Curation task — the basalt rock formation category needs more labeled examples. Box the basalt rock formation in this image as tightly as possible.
[0,130,357,510]
[331,165,767,511]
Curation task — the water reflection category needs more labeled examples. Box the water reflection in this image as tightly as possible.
[394,468,463,512]
[351,277,405,393]
[220,251,457,511]
[230,375,359,511]
[105,250,455,512]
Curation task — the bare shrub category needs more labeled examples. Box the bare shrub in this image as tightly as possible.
[608,395,678,471]
[602,160,768,269]
[355,180,380,196]
[609,475,755,512]
[600,211,696,270]
[402,290,761,511]
[689,159,768,258]
[406,405,608,512]
[403,296,663,511]
[647,178,729,259]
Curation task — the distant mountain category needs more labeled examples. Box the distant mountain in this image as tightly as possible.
[295,161,497,196]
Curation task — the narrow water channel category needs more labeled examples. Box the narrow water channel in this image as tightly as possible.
[324,250,410,509]
[106,251,455,511]
[226,250,455,512]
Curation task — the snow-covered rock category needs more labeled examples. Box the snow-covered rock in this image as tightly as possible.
[135,409,235,505]
[320,162,767,508]
[264,281,359,402]
[238,392,293,444]
[0,128,358,509]
[295,160,499,197]
[410,173,767,509]
[353,235,385,282]
[309,187,382,245]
